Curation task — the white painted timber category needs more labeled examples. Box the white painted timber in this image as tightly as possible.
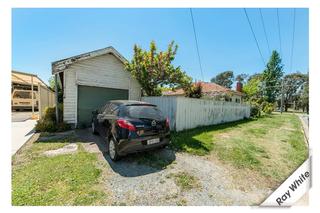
[142,96,250,131]
[63,53,141,125]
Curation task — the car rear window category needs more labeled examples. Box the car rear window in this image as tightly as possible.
[123,105,164,120]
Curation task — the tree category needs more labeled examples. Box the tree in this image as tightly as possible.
[125,41,192,96]
[185,82,202,98]
[48,76,63,103]
[243,73,265,117]
[300,79,309,113]
[262,50,284,103]
[243,73,263,100]
[235,73,249,83]
[210,71,234,89]
[282,72,308,111]
[296,73,309,113]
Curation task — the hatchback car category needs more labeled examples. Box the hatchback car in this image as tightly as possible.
[91,100,170,161]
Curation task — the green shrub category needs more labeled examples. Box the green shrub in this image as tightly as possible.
[43,107,56,122]
[250,102,261,118]
[57,122,71,132]
[35,105,71,132]
[35,120,57,132]
[262,103,274,114]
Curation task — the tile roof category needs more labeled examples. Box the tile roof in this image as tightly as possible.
[162,82,244,96]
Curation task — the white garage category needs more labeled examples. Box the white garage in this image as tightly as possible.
[52,47,141,127]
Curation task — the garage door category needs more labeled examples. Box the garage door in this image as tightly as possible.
[77,85,128,127]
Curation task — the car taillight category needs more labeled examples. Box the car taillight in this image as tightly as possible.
[166,117,170,128]
[117,119,136,131]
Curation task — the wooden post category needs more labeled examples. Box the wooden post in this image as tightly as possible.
[31,76,34,117]
[38,83,41,119]
[55,74,59,123]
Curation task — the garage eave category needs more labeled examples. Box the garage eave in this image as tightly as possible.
[51,46,128,75]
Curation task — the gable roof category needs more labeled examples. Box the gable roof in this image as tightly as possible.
[51,46,127,74]
[162,82,244,96]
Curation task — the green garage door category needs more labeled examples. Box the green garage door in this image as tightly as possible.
[77,85,128,127]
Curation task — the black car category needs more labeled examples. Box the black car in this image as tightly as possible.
[91,100,171,161]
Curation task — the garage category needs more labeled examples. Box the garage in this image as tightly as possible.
[51,46,141,127]
[77,85,128,126]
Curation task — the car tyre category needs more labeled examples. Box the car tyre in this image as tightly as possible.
[91,121,98,134]
[108,138,120,161]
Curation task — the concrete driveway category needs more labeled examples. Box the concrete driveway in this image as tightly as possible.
[12,118,37,155]
[12,111,38,122]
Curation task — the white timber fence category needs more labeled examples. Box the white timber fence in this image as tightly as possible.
[38,83,56,119]
[142,96,251,132]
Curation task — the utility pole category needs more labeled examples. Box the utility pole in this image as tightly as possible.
[280,79,284,114]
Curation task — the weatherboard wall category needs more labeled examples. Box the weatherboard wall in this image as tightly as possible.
[63,53,141,125]
[142,96,250,131]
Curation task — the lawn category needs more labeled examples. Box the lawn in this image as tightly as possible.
[171,113,308,184]
[12,136,107,206]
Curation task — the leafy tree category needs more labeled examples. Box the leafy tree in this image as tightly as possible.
[185,82,202,98]
[282,72,308,111]
[125,41,192,96]
[262,50,284,103]
[243,73,263,100]
[48,76,63,103]
[297,74,309,113]
[243,73,265,117]
[210,71,234,89]
[235,73,249,83]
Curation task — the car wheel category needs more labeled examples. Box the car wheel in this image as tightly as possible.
[108,138,120,161]
[91,121,97,134]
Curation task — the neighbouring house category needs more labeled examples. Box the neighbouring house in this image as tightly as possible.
[162,81,245,103]
[51,46,141,127]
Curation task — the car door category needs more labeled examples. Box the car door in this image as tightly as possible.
[99,103,119,138]
[97,103,110,136]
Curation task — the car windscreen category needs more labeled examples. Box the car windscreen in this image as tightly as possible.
[123,105,164,120]
[13,91,31,99]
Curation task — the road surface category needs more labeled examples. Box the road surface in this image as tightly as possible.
[12,111,37,155]
[12,111,38,122]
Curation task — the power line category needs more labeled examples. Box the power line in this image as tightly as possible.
[189,8,204,81]
[276,9,282,57]
[243,8,266,66]
[259,9,271,55]
[290,9,296,72]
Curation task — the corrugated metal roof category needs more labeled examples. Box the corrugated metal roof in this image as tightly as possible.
[12,70,48,87]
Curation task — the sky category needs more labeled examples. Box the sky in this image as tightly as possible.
[12,8,309,86]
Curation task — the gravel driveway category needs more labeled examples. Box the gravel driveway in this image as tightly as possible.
[76,129,272,206]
